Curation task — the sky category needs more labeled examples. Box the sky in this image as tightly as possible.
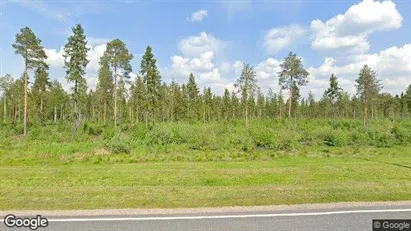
[0,0,410,99]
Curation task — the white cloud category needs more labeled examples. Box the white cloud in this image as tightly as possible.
[45,43,107,73]
[336,0,402,36]
[86,44,107,72]
[264,25,306,54]
[44,47,65,68]
[310,0,402,56]
[189,9,208,22]
[233,61,243,77]
[308,43,411,96]
[178,32,228,57]
[253,58,283,93]
[166,51,220,82]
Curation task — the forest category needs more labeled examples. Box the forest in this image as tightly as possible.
[1,24,411,210]
[1,24,411,154]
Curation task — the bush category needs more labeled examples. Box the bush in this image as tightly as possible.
[102,125,116,140]
[324,130,349,147]
[249,127,277,149]
[105,134,131,154]
[132,124,148,141]
[187,126,220,151]
[391,125,411,145]
[146,125,174,146]
[85,123,103,136]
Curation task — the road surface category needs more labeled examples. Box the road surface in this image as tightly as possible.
[1,202,410,231]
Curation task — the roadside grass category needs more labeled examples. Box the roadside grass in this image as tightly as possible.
[1,152,410,210]
[1,120,410,210]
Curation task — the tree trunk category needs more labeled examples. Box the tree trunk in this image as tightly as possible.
[145,112,148,128]
[279,101,282,120]
[288,87,293,119]
[103,101,107,125]
[23,66,28,135]
[245,102,248,127]
[363,97,368,127]
[40,97,43,125]
[114,66,118,126]
[54,106,57,124]
[3,95,6,122]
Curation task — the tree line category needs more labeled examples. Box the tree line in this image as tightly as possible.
[1,25,411,135]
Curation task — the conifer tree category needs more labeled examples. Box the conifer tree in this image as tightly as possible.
[355,65,382,127]
[32,66,51,124]
[234,63,258,126]
[63,24,90,122]
[140,46,161,124]
[0,74,13,122]
[186,73,199,120]
[278,52,309,119]
[103,39,133,125]
[96,58,113,125]
[12,27,48,135]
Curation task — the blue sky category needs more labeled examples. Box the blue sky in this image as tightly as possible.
[1,0,410,99]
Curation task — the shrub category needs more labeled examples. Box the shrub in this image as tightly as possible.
[132,124,148,141]
[187,127,220,151]
[85,123,103,136]
[102,125,116,140]
[249,127,277,149]
[324,130,349,147]
[146,125,174,146]
[105,134,131,154]
[391,125,411,145]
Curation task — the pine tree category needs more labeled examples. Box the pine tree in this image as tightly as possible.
[355,65,382,127]
[96,58,113,125]
[186,73,199,121]
[130,76,146,123]
[63,24,90,122]
[0,74,13,122]
[12,27,48,135]
[231,91,239,119]
[203,87,213,122]
[222,88,231,120]
[32,66,51,125]
[325,73,342,118]
[405,84,411,116]
[234,63,258,126]
[307,91,316,118]
[48,80,67,123]
[278,52,309,119]
[140,46,161,124]
[103,39,133,126]
[257,89,265,119]
[325,74,342,104]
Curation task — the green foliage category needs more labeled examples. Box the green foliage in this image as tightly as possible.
[1,119,411,158]
[146,125,174,146]
[391,124,411,145]
[102,125,116,140]
[324,130,349,147]
[249,126,277,149]
[104,134,131,154]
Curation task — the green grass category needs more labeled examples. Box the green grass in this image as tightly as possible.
[1,149,411,210]
[1,120,410,210]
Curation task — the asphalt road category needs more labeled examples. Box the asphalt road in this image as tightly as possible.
[1,203,410,231]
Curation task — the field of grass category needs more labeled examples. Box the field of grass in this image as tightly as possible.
[0,119,410,210]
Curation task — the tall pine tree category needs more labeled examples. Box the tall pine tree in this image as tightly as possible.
[12,27,48,135]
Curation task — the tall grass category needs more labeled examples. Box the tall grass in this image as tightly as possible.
[1,119,410,159]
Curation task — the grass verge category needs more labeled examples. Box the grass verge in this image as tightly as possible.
[1,150,410,210]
